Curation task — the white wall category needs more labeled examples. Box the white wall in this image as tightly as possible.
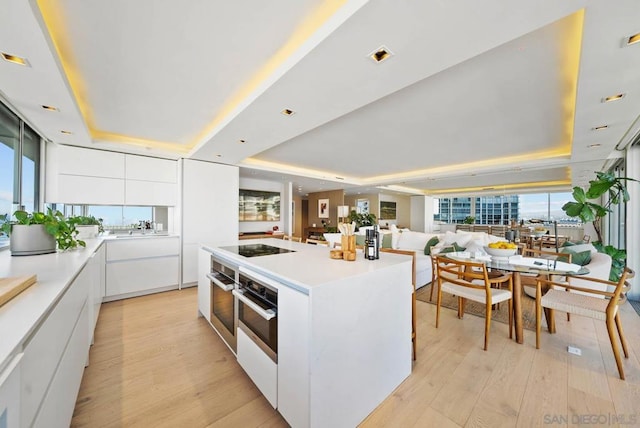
[410,195,434,232]
[239,177,287,234]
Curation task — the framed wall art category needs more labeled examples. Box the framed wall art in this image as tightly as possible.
[318,198,329,218]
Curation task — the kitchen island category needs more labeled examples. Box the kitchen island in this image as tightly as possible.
[199,238,413,428]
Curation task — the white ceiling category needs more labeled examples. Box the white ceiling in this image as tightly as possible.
[1,0,639,197]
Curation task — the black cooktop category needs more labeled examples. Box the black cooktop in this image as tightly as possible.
[221,243,295,258]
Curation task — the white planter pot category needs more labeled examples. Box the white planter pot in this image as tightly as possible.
[76,225,99,239]
[9,224,56,256]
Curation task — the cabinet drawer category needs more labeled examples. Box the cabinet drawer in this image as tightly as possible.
[106,237,179,261]
[21,269,89,427]
[106,256,179,296]
[0,353,23,428]
[32,302,89,428]
[237,328,277,408]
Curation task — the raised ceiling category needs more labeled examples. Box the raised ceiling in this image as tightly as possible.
[1,0,639,197]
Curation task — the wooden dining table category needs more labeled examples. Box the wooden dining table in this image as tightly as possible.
[445,253,589,344]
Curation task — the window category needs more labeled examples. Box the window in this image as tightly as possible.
[434,192,573,224]
[0,100,41,217]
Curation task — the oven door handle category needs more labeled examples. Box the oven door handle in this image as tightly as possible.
[207,273,235,292]
[232,289,276,320]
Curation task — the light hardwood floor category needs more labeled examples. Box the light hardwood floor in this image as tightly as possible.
[72,287,640,427]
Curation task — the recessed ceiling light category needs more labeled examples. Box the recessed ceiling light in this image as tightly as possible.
[238,139,246,144]
[216,154,222,158]
[602,93,625,103]
[369,46,393,63]
[588,143,602,148]
[592,125,608,131]
[281,109,295,116]
[60,130,73,134]
[1,52,29,66]
[626,32,640,46]
[41,105,59,111]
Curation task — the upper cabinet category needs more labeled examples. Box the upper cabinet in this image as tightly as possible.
[45,143,178,206]
[125,155,176,183]
[124,154,177,206]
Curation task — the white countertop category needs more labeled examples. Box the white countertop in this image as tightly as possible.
[202,238,412,294]
[0,238,103,371]
[102,233,179,241]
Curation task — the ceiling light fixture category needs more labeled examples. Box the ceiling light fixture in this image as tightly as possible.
[60,130,73,135]
[1,52,29,66]
[602,93,625,103]
[216,154,222,158]
[369,46,393,63]
[588,143,602,148]
[626,32,640,46]
[592,125,608,131]
[238,139,246,144]
[281,109,295,116]
[41,105,59,111]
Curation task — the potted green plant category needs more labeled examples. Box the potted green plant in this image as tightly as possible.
[1,209,86,256]
[463,216,475,224]
[72,215,104,238]
[562,171,637,281]
[347,210,377,230]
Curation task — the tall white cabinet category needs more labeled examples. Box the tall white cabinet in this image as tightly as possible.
[181,159,238,285]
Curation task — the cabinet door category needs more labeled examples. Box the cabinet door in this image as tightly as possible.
[106,256,179,297]
[182,160,239,284]
[197,248,211,318]
[125,155,177,183]
[0,353,22,428]
[125,180,177,206]
[54,174,125,205]
[31,302,89,428]
[21,267,90,427]
[48,144,125,178]
[106,237,179,261]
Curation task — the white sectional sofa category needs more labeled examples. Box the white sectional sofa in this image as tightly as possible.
[388,227,504,289]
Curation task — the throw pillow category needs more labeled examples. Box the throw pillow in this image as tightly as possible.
[562,241,576,247]
[424,237,439,255]
[439,242,466,254]
[355,235,366,246]
[561,248,591,266]
[381,233,392,249]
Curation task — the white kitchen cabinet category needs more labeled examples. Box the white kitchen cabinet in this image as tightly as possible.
[237,328,277,408]
[47,144,125,178]
[181,159,238,285]
[197,247,212,319]
[125,154,176,183]
[0,353,22,428]
[88,244,106,344]
[277,284,310,427]
[125,180,177,206]
[53,174,125,205]
[45,142,178,206]
[32,302,89,428]
[105,237,180,299]
[21,259,91,427]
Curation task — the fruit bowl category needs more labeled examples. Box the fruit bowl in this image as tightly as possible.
[484,246,517,258]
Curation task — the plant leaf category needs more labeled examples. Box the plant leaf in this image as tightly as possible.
[562,201,584,217]
[571,187,586,203]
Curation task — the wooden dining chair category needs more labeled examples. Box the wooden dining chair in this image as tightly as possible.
[534,267,635,380]
[305,238,329,246]
[381,248,417,360]
[283,235,291,241]
[290,236,302,242]
[434,255,513,350]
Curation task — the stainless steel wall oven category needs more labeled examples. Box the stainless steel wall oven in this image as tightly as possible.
[208,256,238,352]
[234,269,278,362]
